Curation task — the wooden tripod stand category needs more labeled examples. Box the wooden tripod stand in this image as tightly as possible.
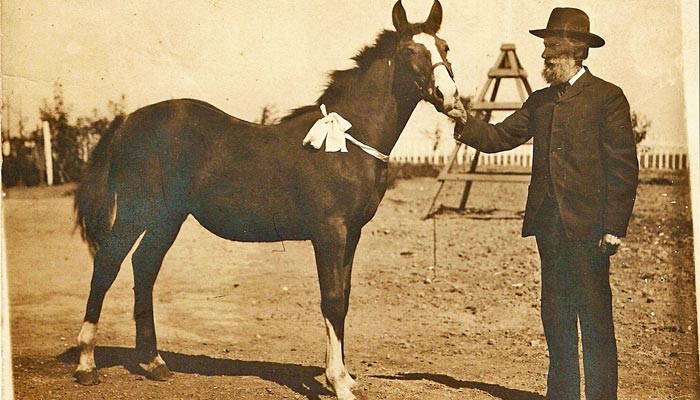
[426,44,533,217]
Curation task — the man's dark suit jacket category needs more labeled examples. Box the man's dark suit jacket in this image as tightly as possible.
[455,68,639,240]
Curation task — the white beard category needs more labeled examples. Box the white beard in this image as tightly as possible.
[542,56,579,85]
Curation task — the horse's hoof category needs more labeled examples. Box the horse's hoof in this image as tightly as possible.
[335,390,358,400]
[147,364,172,381]
[74,368,100,385]
[326,374,358,400]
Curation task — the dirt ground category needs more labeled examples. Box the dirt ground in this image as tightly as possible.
[3,171,698,399]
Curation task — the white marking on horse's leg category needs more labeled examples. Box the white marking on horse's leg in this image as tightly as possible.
[76,321,97,372]
[139,353,172,381]
[412,33,459,109]
[139,353,166,372]
[324,318,357,400]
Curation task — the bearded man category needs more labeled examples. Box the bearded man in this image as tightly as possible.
[450,8,639,400]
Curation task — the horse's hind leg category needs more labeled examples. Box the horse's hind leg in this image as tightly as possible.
[75,221,145,385]
[313,222,360,400]
[131,215,185,381]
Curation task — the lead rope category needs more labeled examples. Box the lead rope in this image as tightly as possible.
[432,216,437,281]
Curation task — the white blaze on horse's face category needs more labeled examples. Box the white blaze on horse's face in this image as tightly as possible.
[412,33,458,112]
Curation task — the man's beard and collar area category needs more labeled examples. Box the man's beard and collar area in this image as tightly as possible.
[541,37,587,85]
[542,56,580,85]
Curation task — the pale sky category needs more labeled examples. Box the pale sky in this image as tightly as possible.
[1,0,695,147]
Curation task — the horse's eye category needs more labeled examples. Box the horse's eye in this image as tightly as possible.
[403,48,416,56]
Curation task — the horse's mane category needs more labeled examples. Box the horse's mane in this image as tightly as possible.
[280,29,402,122]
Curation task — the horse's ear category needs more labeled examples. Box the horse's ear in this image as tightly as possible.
[424,0,443,33]
[392,1,409,33]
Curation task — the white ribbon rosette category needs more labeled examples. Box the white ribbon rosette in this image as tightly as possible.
[302,104,352,152]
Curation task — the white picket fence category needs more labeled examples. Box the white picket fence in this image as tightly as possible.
[389,141,688,170]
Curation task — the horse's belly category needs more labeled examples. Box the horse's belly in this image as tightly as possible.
[191,206,310,242]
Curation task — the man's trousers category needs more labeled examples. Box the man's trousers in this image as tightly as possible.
[535,196,618,400]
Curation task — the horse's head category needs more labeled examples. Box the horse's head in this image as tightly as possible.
[392,0,460,115]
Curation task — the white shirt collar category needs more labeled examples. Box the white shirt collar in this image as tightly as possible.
[569,66,586,86]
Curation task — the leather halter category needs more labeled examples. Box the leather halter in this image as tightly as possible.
[432,61,454,79]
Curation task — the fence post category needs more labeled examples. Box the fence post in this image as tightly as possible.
[1,228,14,400]
[42,121,53,186]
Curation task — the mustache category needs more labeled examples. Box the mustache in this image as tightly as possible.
[544,57,567,66]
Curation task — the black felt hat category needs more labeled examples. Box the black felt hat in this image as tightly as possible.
[529,7,605,48]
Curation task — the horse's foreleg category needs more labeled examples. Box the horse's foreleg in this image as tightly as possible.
[340,229,361,363]
[313,224,360,400]
[75,227,143,385]
[131,217,184,381]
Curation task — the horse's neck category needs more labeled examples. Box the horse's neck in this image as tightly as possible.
[325,59,420,155]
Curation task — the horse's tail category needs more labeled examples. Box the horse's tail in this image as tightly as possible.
[74,116,125,256]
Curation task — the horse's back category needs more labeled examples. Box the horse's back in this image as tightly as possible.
[106,99,264,212]
[111,98,285,172]
[106,99,313,238]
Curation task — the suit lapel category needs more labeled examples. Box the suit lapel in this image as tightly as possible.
[559,69,593,102]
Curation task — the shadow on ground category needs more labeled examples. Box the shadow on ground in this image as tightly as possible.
[372,372,545,400]
[58,346,333,399]
[425,205,525,220]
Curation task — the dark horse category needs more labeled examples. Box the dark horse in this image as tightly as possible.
[73,2,459,399]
